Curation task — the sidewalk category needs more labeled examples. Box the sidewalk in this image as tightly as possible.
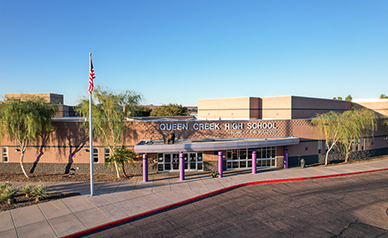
[1,159,388,238]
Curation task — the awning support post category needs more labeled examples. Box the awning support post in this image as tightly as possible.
[179,153,185,181]
[218,151,223,178]
[284,146,289,169]
[143,153,148,182]
[252,150,257,174]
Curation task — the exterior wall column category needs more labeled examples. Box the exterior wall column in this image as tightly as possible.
[179,153,185,181]
[143,153,148,182]
[284,146,289,169]
[218,151,223,178]
[252,150,257,174]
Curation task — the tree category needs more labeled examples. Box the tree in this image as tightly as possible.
[131,106,152,117]
[77,86,142,178]
[150,103,190,117]
[339,109,376,162]
[0,97,57,178]
[379,94,388,99]
[105,146,137,177]
[311,111,343,165]
[345,94,352,101]
[312,109,376,165]
[333,97,343,100]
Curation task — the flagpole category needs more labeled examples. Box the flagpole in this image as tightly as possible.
[89,53,94,196]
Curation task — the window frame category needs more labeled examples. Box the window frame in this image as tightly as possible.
[318,141,322,155]
[104,147,111,162]
[93,148,99,163]
[2,147,8,163]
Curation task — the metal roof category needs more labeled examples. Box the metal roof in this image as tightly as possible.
[134,137,300,153]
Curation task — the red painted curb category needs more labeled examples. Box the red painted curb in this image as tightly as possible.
[61,168,388,238]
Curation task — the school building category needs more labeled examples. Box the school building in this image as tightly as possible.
[1,94,388,175]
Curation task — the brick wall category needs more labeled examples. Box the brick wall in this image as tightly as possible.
[0,161,158,175]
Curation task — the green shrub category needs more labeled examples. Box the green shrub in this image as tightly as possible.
[32,184,48,201]
[0,186,19,204]
[0,182,12,192]
[21,184,33,198]
[211,171,219,178]
[0,182,13,196]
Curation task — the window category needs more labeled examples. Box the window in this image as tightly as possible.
[361,138,365,151]
[318,141,322,155]
[226,147,276,170]
[325,142,336,153]
[2,147,8,163]
[93,148,99,163]
[104,148,111,161]
[350,141,354,152]
[157,152,203,172]
[355,139,360,151]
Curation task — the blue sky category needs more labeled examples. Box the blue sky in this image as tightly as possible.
[0,0,387,106]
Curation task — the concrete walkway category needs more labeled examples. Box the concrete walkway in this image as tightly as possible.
[1,159,388,238]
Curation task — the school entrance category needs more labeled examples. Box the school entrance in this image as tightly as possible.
[226,146,277,170]
[157,152,203,172]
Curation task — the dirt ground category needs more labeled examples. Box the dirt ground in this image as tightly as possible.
[309,155,388,167]
[0,173,133,182]
[0,192,80,212]
[0,173,133,212]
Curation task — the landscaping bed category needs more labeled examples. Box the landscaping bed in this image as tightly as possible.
[0,191,80,212]
[0,173,134,212]
[0,173,133,182]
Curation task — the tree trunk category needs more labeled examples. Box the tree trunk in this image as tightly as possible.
[114,161,120,178]
[345,138,354,163]
[121,163,127,178]
[20,152,29,178]
[345,152,349,163]
[325,137,337,165]
[325,149,330,166]
[20,140,29,178]
[325,142,332,165]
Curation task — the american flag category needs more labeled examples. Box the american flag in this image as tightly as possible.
[88,55,95,94]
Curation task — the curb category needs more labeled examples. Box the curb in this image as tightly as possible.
[62,168,388,238]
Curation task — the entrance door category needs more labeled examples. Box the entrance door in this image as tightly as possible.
[172,153,179,171]
[189,153,197,170]
[256,147,276,168]
[157,152,203,173]
[186,152,201,171]
[226,149,251,170]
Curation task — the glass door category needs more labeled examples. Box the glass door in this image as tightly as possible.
[157,152,204,172]
[189,153,196,170]
[227,149,251,170]
[256,147,276,168]
[172,153,179,171]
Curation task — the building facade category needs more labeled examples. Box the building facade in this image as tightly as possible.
[1,95,388,175]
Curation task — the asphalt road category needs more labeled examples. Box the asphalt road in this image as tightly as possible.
[82,170,388,238]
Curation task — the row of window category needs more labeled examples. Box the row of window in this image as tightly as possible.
[157,152,203,172]
[0,139,368,163]
[0,147,111,163]
[317,139,366,155]
[226,147,276,161]
[93,148,111,163]
[226,147,277,170]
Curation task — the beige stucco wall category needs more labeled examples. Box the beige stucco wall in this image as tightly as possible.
[291,96,351,119]
[261,96,292,119]
[5,93,64,104]
[197,95,388,120]
[353,100,388,117]
[198,97,260,119]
